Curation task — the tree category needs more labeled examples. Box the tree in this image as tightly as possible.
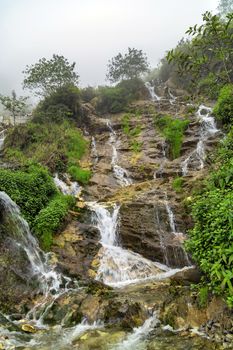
[106,48,149,83]
[167,12,233,87]
[33,84,81,123]
[218,0,233,17]
[0,90,28,125]
[23,54,79,97]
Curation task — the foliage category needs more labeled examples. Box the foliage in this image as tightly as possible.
[67,165,91,184]
[4,120,89,178]
[172,177,184,193]
[213,84,233,126]
[34,194,75,250]
[167,12,233,89]
[121,113,142,153]
[0,91,28,125]
[186,127,233,305]
[23,55,79,97]
[0,164,57,226]
[197,73,222,99]
[80,86,97,103]
[33,85,81,123]
[154,115,189,159]
[218,0,233,17]
[106,48,149,83]
[96,78,145,114]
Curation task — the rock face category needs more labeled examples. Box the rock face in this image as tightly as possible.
[53,219,101,279]
[119,191,190,267]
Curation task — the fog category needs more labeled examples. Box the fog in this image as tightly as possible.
[0,0,219,95]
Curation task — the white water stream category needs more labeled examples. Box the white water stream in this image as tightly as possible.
[0,192,73,325]
[0,129,6,150]
[107,120,132,186]
[145,82,161,102]
[54,173,81,197]
[182,104,218,176]
[89,202,192,287]
[113,312,159,350]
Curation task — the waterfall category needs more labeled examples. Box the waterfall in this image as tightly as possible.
[0,129,6,150]
[54,173,81,197]
[181,104,218,176]
[107,120,132,187]
[113,312,159,350]
[0,192,73,324]
[145,82,161,101]
[89,202,190,287]
[91,136,99,164]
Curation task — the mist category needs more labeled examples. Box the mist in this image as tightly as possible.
[0,0,219,95]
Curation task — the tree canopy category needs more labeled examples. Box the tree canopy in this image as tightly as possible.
[23,54,79,97]
[218,0,233,16]
[166,12,233,92]
[106,48,149,83]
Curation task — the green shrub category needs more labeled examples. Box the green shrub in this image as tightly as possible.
[67,165,91,184]
[213,84,233,127]
[0,164,57,226]
[186,128,233,305]
[4,120,89,176]
[80,86,97,102]
[96,78,145,114]
[34,194,75,250]
[130,140,142,153]
[154,115,189,159]
[122,114,130,135]
[172,176,184,193]
[33,84,81,124]
[197,73,222,100]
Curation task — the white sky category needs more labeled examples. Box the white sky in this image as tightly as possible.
[0,0,219,96]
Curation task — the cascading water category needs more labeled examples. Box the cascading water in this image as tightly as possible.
[89,202,191,287]
[0,192,73,325]
[145,82,161,102]
[0,129,6,150]
[107,120,132,186]
[182,104,218,176]
[54,173,81,197]
[113,312,159,350]
[91,136,99,164]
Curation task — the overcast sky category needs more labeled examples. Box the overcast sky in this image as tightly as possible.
[0,0,219,96]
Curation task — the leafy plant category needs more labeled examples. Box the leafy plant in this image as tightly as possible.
[34,194,75,250]
[213,84,233,126]
[154,115,189,159]
[172,177,184,193]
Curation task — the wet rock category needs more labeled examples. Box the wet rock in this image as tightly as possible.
[170,267,202,284]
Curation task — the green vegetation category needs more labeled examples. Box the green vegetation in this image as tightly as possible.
[148,10,233,97]
[67,165,91,184]
[23,54,79,97]
[186,126,233,306]
[0,164,75,249]
[154,115,189,159]
[34,194,75,250]
[4,120,90,184]
[96,78,146,114]
[172,177,184,193]
[106,47,149,83]
[121,113,142,153]
[0,164,57,226]
[33,85,81,124]
[213,84,233,126]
